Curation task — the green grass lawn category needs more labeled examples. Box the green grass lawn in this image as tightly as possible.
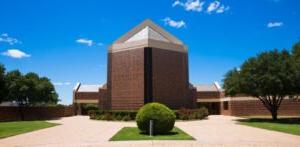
[0,121,59,138]
[110,127,195,141]
[237,118,300,136]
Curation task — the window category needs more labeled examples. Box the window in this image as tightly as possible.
[223,101,229,110]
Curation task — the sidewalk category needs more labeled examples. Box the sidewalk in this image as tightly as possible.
[0,115,299,147]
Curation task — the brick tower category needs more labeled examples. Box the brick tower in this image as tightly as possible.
[102,19,196,110]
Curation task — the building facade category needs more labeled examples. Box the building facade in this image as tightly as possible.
[73,19,300,116]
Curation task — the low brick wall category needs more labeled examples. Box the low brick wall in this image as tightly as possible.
[229,99,300,116]
[0,106,74,122]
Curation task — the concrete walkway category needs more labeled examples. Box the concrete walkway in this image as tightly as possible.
[0,115,300,147]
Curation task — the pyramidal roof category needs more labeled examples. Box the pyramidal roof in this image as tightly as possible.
[114,19,183,45]
[125,26,170,43]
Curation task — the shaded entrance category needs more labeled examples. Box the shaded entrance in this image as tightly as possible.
[197,102,220,115]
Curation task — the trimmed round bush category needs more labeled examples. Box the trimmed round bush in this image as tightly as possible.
[136,102,176,134]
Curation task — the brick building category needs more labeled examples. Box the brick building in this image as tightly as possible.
[73,19,300,116]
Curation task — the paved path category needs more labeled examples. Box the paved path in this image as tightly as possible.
[0,115,300,147]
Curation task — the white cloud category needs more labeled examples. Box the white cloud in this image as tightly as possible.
[216,5,230,13]
[267,22,283,28]
[207,1,220,13]
[53,82,71,86]
[207,1,229,14]
[172,0,205,12]
[173,0,229,14]
[162,17,186,29]
[76,38,93,46]
[0,33,21,45]
[2,49,30,58]
[172,0,182,7]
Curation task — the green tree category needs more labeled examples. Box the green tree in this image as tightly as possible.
[5,70,27,120]
[223,68,241,96]
[23,72,40,105]
[223,49,297,120]
[5,70,59,120]
[35,77,59,105]
[292,42,300,59]
[0,64,6,103]
[291,42,300,99]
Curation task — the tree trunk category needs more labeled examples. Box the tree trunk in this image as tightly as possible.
[18,104,25,121]
[270,108,278,121]
[258,96,281,121]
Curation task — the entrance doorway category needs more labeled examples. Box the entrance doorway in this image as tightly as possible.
[197,102,220,115]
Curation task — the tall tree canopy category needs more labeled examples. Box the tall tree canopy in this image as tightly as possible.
[4,70,59,107]
[223,43,300,120]
[0,64,6,103]
[292,42,300,98]
[1,64,59,120]
[5,70,25,105]
[292,42,300,59]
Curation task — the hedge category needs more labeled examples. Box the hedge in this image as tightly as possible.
[88,110,137,121]
[175,107,209,120]
[88,107,208,121]
[81,104,98,115]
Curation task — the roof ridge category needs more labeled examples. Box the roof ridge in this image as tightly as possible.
[113,19,183,45]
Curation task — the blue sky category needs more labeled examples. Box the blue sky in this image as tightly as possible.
[0,0,299,104]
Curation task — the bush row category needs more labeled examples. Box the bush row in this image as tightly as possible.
[88,107,208,121]
[175,107,209,120]
[89,110,137,121]
[81,104,99,115]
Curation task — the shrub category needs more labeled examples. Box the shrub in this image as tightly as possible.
[88,107,208,121]
[136,103,176,134]
[96,114,104,120]
[84,104,98,111]
[82,104,99,115]
[122,115,131,121]
[197,107,209,119]
[110,110,137,119]
[176,107,209,120]
[88,110,97,119]
[88,110,137,121]
[102,112,114,120]
[115,115,123,120]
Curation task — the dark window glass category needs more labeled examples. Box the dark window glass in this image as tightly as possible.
[223,101,229,110]
[144,47,153,104]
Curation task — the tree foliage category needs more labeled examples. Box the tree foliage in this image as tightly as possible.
[292,42,300,59]
[0,64,6,103]
[136,103,176,134]
[1,63,59,120]
[223,68,241,96]
[291,42,300,98]
[5,70,59,106]
[223,42,300,120]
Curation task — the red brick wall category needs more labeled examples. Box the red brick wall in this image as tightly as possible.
[106,47,195,110]
[187,86,197,108]
[98,88,107,109]
[151,48,192,108]
[228,99,300,116]
[75,92,99,100]
[108,48,145,110]
[220,101,231,115]
[0,106,74,122]
[197,92,221,99]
